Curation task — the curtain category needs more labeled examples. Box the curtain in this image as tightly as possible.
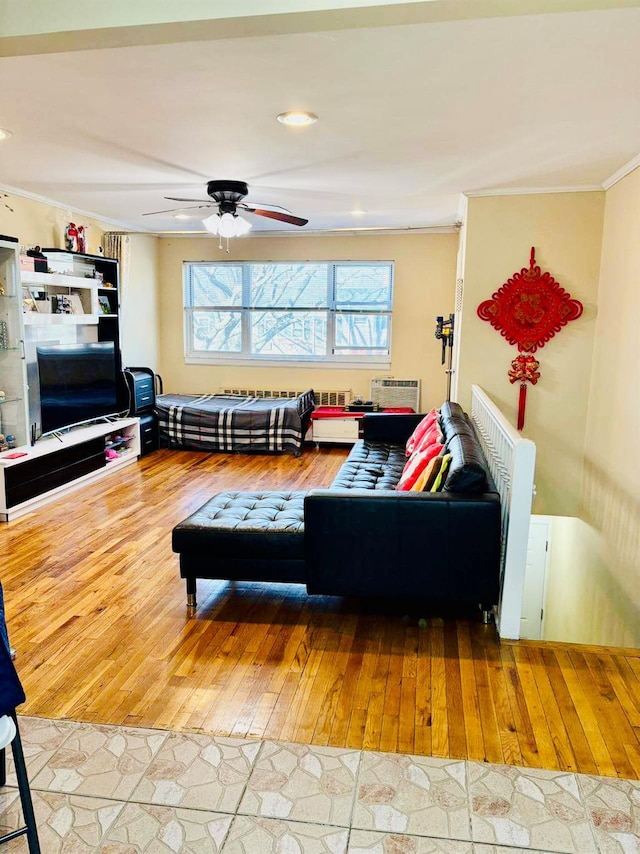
[101,232,131,327]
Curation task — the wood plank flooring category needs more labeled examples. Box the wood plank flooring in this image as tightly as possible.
[2,446,640,779]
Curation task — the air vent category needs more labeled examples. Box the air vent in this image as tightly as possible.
[220,388,352,407]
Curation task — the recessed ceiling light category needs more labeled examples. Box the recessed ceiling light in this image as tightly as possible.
[0,129,13,141]
[173,213,192,220]
[351,209,367,216]
[276,111,318,127]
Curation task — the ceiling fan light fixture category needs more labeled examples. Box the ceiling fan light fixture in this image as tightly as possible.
[173,213,192,220]
[276,111,318,127]
[202,213,221,234]
[351,209,367,216]
[218,212,238,238]
[0,128,13,141]
[233,215,252,236]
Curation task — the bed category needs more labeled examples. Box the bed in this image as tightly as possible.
[155,389,315,455]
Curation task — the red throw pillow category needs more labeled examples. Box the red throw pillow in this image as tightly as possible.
[405,409,438,456]
[395,442,444,491]
[414,422,442,455]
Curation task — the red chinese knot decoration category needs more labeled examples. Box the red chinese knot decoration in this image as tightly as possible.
[477,247,583,430]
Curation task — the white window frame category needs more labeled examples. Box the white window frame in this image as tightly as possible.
[183,260,394,368]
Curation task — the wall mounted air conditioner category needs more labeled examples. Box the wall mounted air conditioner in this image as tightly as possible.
[370,378,421,411]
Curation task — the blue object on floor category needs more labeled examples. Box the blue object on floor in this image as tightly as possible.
[0,582,40,853]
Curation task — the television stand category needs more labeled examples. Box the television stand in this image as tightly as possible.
[0,418,140,521]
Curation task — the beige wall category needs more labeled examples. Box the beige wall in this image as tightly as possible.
[0,191,108,255]
[157,232,458,409]
[545,168,640,648]
[457,192,605,516]
[121,234,160,371]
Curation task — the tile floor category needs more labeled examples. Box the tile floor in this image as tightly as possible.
[1,716,639,852]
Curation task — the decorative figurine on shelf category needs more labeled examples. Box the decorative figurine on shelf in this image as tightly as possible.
[65,222,78,253]
[55,295,73,314]
[0,435,8,452]
[5,435,15,449]
[77,225,87,254]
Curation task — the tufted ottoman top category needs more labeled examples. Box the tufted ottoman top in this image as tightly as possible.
[172,491,306,560]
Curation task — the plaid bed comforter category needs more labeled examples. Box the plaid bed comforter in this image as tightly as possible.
[156,389,315,455]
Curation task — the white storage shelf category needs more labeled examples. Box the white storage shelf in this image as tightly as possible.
[21,271,118,323]
[0,418,140,522]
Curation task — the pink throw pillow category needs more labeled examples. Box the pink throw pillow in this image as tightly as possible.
[405,409,438,456]
[396,442,444,491]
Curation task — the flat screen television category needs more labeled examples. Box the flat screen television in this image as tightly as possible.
[37,342,119,434]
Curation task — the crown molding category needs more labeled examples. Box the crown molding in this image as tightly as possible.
[602,153,640,189]
[0,182,146,232]
[153,224,459,238]
[456,193,468,224]
[465,184,603,198]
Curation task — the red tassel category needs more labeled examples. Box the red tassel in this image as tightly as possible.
[517,384,527,431]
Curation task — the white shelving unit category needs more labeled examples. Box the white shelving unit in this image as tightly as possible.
[21,269,118,324]
[0,240,30,448]
[0,247,133,522]
[0,417,140,521]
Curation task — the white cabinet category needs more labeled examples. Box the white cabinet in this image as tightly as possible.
[312,416,361,445]
[0,417,140,521]
[0,240,29,448]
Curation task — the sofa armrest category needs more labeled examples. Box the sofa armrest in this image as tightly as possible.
[361,413,425,444]
[304,488,501,606]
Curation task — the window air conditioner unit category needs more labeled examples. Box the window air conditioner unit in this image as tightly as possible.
[370,378,420,411]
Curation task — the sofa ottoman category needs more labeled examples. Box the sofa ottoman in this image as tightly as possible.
[172,491,307,606]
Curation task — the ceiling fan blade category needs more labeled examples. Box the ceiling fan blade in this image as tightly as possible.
[164,196,213,202]
[244,207,308,227]
[142,204,215,216]
[238,201,294,215]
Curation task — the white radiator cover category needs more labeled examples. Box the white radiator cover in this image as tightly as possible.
[370,378,420,411]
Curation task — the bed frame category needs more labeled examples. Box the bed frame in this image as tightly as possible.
[155,390,315,456]
[470,384,537,639]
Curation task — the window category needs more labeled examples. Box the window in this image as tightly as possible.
[184,261,394,364]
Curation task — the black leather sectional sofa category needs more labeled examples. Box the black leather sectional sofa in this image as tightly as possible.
[172,401,501,616]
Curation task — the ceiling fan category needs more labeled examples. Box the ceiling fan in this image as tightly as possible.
[143,179,308,237]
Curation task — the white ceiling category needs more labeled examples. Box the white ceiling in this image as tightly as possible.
[0,4,639,235]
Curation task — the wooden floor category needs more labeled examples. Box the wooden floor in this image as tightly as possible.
[2,446,640,780]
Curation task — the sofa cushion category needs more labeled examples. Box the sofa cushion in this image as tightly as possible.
[437,402,491,494]
[431,453,452,492]
[395,441,444,491]
[405,409,438,456]
[443,434,488,493]
[330,441,407,490]
[415,422,444,454]
[439,400,466,421]
[411,454,442,491]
